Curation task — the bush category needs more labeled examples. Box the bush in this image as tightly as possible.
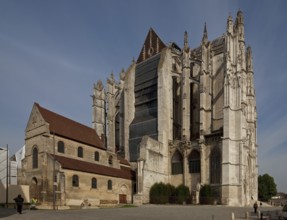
[199,184,214,204]
[150,182,169,204]
[149,182,191,204]
[166,183,176,204]
[175,184,190,204]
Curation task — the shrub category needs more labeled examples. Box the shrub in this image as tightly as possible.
[150,182,169,204]
[166,183,176,204]
[175,184,190,204]
[149,182,191,204]
[199,184,213,204]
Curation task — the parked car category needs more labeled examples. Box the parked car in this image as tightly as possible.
[279,204,287,220]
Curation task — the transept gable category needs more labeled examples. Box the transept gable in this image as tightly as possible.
[137,28,166,63]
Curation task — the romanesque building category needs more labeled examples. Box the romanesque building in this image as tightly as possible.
[21,103,134,207]
[93,11,258,206]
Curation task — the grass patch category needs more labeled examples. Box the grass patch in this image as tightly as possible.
[120,204,137,208]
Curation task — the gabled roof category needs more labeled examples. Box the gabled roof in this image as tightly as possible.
[137,28,166,63]
[35,103,104,150]
[54,154,135,180]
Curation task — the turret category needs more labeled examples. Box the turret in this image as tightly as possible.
[246,46,255,96]
[106,72,116,152]
[246,46,253,72]
[235,10,245,42]
[92,80,106,141]
[227,14,234,35]
[119,68,125,90]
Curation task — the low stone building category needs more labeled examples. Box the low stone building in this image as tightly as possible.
[20,103,135,208]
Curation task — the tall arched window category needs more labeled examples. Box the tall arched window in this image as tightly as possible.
[189,150,200,173]
[32,146,38,169]
[91,178,97,189]
[57,141,65,153]
[210,147,221,184]
[72,175,79,187]
[78,146,83,158]
[171,150,183,175]
[107,180,112,190]
[94,151,99,161]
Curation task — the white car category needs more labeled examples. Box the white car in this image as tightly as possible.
[279,204,287,220]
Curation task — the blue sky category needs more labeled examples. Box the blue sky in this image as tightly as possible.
[0,0,286,193]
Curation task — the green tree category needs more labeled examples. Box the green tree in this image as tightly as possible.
[258,173,277,202]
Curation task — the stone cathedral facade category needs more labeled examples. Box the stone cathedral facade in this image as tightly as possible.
[93,11,258,206]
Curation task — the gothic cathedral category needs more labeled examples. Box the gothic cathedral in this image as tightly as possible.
[92,11,258,206]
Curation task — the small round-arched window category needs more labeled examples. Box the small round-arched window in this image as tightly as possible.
[57,141,65,153]
[94,151,99,161]
[72,175,79,187]
[107,180,112,190]
[91,178,97,189]
[78,146,83,158]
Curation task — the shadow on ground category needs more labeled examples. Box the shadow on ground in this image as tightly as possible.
[0,208,18,218]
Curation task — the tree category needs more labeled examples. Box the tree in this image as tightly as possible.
[258,173,277,202]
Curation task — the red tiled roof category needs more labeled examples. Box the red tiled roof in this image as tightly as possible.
[35,103,104,150]
[53,154,135,180]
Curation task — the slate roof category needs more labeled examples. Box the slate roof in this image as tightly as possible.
[35,103,104,150]
[53,154,135,180]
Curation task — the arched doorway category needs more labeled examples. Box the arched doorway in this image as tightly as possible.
[119,184,128,204]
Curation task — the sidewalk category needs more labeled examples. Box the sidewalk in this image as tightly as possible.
[0,205,282,220]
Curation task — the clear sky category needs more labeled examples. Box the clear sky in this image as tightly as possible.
[0,0,286,193]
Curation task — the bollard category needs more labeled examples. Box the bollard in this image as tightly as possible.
[257,210,261,218]
[245,211,249,220]
[212,214,215,220]
[260,212,263,220]
[230,212,235,220]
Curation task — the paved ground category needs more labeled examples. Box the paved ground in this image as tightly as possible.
[0,205,281,220]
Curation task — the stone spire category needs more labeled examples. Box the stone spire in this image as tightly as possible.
[184,31,189,52]
[201,22,208,45]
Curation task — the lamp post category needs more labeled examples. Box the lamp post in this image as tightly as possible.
[0,145,9,208]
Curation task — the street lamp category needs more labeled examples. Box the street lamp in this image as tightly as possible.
[0,145,9,208]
